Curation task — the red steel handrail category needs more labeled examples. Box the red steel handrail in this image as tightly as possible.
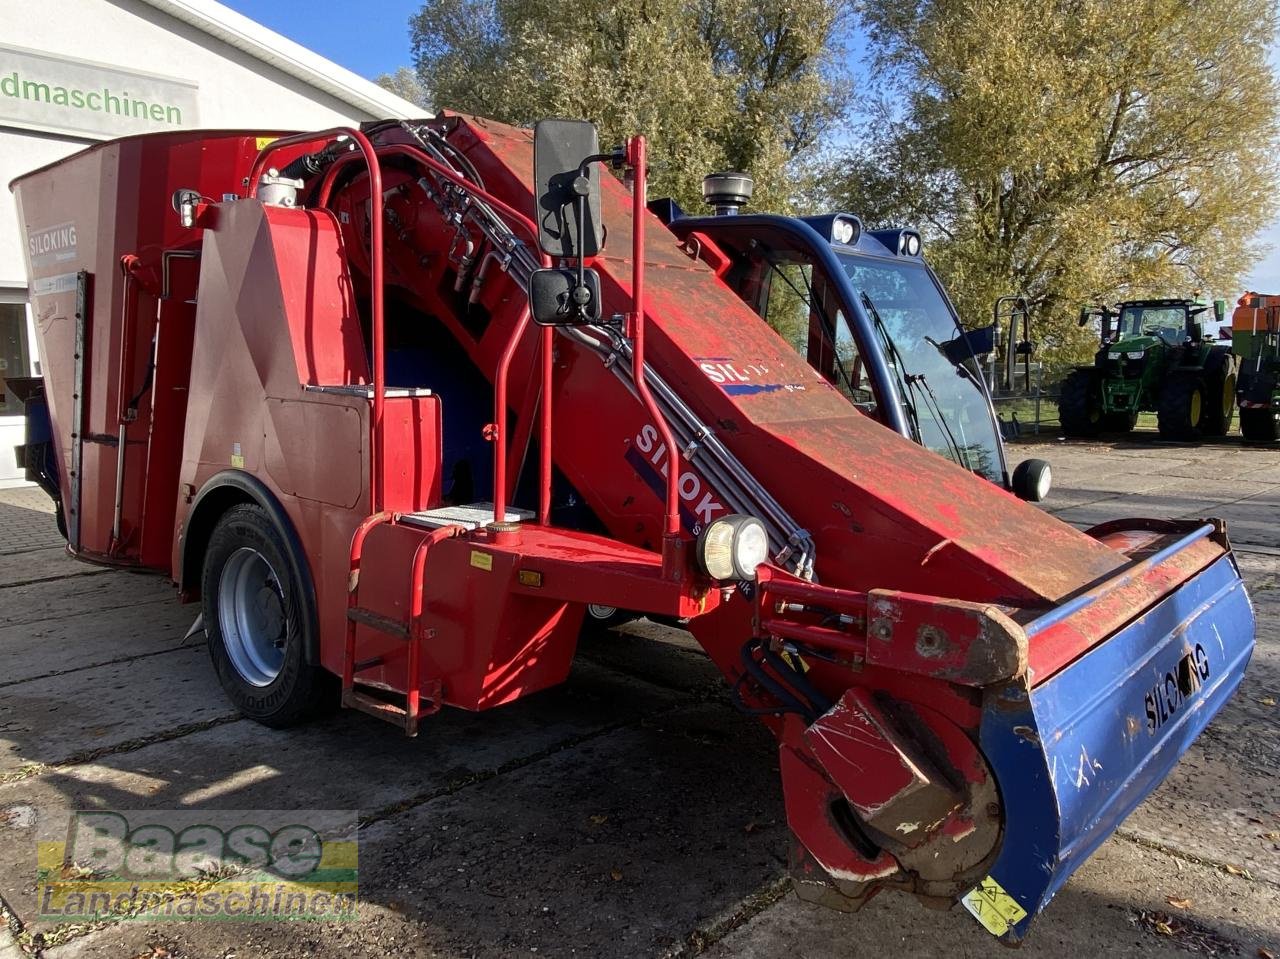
[250,129,388,513]
[625,137,681,567]
[343,509,395,692]
[312,139,552,527]
[491,306,531,524]
[539,325,553,525]
[407,523,468,718]
[256,130,671,564]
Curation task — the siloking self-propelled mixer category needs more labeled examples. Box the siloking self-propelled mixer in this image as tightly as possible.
[11,114,1254,942]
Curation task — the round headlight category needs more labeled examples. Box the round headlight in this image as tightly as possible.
[905,233,921,256]
[832,218,855,245]
[696,514,770,582]
[1011,458,1052,503]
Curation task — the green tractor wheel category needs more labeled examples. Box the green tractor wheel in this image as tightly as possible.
[1157,371,1206,440]
[1200,355,1237,437]
[1240,407,1280,442]
[1057,369,1103,437]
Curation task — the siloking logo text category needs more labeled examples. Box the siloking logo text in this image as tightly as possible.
[1144,643,1210,733]
[32,809,357,921]
[626,423,726,534]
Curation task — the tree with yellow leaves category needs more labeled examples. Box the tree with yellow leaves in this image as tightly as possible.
[407,0,853,211]
[827,0,1279,369]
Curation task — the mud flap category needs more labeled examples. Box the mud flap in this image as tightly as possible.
[968,554,1254,940]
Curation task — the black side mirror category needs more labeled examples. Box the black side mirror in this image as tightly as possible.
[529,268,602,326]
[1077,307,1090,328]
[534,119,603,259]
[1214,298,1226,325]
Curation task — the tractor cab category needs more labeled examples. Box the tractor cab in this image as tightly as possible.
[1114,299,1204,345]
[654,174,1051,501]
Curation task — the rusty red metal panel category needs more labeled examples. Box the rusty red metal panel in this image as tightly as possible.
[863,590,1027,685]
[1024,532,1224,680]
[803,688,962,839]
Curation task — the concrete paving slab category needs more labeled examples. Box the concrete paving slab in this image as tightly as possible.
[1154,458,1280,481]
[0,647,232,775]
[1211,492,1280,548]
[1046,487,1280,536]
[1239,462,1280,483]
[1121,747,1280,885]
[0,599,192,686]
[0,501,62,556]
[0,660,691,932]
[0,571,172,629]
[44,702,784,959]
[708,841,1279,959]
[0,548,106,589]
[1237,552,1280,592]
[580,620,721,692]
[1045,473,1183,495]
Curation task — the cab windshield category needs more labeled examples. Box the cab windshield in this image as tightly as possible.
[836,254,1003,483]
[1118,305,1187,342]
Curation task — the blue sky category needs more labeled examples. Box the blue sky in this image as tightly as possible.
[222,0,419,78]
[223,0,1280,302]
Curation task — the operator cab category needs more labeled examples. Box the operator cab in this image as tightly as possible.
[1115,300,1202,344]
[656,176,1050,501]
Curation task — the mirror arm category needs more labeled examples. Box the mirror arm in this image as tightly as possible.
[568,153,620,321]
[575,174,589,320]
[564,150,625,320]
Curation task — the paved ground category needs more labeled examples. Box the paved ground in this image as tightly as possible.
[0,433,1277,958]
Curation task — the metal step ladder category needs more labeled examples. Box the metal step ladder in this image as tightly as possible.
[341,511,474,735]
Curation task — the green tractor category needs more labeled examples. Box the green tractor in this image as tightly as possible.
[1059,297,1237,440]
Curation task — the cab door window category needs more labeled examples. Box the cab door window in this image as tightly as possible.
[760,258,874,410]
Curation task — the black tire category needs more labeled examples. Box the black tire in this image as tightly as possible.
[1057,369,1103,436]
[201,503,334,727]
[1157,372,1206,441]
[581,603,638,636]
[1200,353,1237,437]
[1240,407,1280,442]
[54,499,68,541]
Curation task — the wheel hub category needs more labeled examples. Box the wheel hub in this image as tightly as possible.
[218,547,287,687]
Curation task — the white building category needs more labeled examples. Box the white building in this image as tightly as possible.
[0,0,423,486]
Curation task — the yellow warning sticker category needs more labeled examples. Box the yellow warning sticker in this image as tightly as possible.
[779,649,810,673]
[960,876,1028,937]
[255,136,278,150]
[470,550,493,572]
[230,454,245,468]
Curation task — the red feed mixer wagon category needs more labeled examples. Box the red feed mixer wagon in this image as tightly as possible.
[10,114,1254,941]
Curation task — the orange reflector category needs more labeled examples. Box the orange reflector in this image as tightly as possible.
[518,569,543,587]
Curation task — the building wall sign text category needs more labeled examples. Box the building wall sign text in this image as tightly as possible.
[0,43,198,139]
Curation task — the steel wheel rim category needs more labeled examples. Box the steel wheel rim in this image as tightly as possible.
[587,604,618,620]
[217,547,287,687]
[1190,390,1202,425]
